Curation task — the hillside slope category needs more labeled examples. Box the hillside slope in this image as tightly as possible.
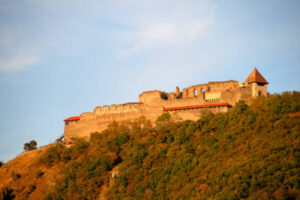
[1,91,299,200]
[0,144,62,200]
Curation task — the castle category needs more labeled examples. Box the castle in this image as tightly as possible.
[64,68,268,143]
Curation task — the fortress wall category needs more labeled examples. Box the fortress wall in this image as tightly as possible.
[182,80,240,95]
[64,102,151,143]
[207,81,241,92]
[80,112,94,120]
[66,95,231,143]
[220,88,242,106]
[251,83,267,97]
[205,92,221,102]
[64,109,162,143]
[161,89,245,108]
[162,96,207,108]
[139,90,166,104]
[165,105,230,121]
[240,85,253,100]
[79,103,144,120]
[64,85,253,144]
[64,69,269,143]
[220,86,252,105]
[93,103,144,115]
[138,81,242,107]
[181,81,241,99]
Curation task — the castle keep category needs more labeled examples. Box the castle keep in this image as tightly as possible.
[64,68,268,143]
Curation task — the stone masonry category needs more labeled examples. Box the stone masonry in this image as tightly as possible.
[64,68,268,143]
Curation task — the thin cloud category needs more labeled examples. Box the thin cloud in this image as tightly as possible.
[116,0,215,58]
[0,55,39,72]
[119,19,213,57]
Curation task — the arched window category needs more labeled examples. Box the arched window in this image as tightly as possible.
[194,89,197,96]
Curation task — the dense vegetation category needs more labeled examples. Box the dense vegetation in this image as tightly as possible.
[42,92,299,200]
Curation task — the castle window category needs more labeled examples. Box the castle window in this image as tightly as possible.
[201,88,204,92]
[185,90,189,97]
[194,89,197,96]
[258,91,262,96]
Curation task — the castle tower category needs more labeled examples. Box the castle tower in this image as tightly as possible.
[244,68,269,97]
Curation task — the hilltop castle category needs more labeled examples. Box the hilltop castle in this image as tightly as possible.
[64,68,268,143]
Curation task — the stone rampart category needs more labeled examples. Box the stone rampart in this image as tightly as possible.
[79,102,144,120]
[65,84,254,143]
[64,68,269,144]
[64,102,156,143]
[164,104,230,120]
[182,80,241,98]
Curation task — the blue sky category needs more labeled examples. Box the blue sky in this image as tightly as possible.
[0,0,299,162]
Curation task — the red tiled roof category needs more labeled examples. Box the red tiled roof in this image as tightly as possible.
[244,68,269,84]
[64,116,80,122]
[288,112,300,118]
[163,103,232,111]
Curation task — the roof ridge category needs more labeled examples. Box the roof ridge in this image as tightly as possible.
[244,68,269,84]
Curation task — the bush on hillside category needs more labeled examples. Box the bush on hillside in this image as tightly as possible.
[0,186,15,200]
[40,143,64,166]
[0,161,4,168]
[36,170,44,178]
[24,140,37,152]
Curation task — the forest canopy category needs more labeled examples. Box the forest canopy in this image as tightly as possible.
[40,91,300,200]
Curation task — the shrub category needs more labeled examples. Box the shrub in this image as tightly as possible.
[11,171,21,181]
[156,112,173,133]
[28,184,36,194]
[36,170,44,177]
[40,143,64,166]
[0,186,15,200]
[70,137,89,155]
[24,140,37,151]
[0,160,4,168]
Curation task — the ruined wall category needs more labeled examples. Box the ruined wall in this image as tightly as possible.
[64,111,149,143]
[251,83,268,97]
[182,80,241,98]
[220,86,252,105]
[93,103,143,115]
[64,77,267,143]
[159,81,253,107]
[64,102,162,143]
[139,90,166,104]
[166,106,230,121]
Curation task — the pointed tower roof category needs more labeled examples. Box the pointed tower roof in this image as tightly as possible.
[244,68,269,84]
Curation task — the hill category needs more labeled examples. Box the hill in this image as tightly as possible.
[0,91,299,200]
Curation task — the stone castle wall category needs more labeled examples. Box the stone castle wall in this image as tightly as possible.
[64,76,267,143]
[182,80,241,97]
[64,103,162,143]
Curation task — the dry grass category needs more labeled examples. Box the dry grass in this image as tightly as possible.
[0,144,62,200]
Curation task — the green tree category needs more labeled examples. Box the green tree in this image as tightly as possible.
[24,140,37,151]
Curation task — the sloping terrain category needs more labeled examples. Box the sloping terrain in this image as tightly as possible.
[0,144,62,200]
[1,91,299,200]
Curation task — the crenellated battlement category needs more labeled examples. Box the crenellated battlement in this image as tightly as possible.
[64,68,269,144]
[78,102,144,120]
[93,102,144,114]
